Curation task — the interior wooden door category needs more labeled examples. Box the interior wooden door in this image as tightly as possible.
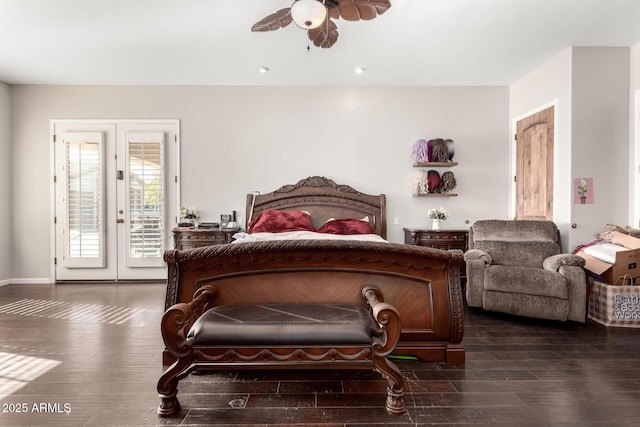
[515,106,555,220]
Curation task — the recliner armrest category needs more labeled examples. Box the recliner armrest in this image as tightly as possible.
[464,249,492,265]
[543,254,585,272]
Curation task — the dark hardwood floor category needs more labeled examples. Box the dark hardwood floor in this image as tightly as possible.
[1,282,639,426]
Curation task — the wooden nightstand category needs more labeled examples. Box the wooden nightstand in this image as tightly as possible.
[172,227,240,250]
[403,227,469,283]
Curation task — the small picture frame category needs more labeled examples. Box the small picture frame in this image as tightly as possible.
[574,177,593,204]
[220,214,232,228]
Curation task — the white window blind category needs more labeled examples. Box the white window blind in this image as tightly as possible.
[63,134,105,268]
[126,133,165,266]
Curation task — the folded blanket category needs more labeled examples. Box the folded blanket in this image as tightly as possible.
[582,243,627,264]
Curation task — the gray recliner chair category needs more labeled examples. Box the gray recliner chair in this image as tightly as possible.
[464,220,586,322]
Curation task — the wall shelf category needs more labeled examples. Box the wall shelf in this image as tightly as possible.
[413,193,458,197]
[413,162,458,168]
[412,163,458,196]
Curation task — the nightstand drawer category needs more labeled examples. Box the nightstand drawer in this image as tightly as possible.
[172,228,239,250]
[403,228,469,251]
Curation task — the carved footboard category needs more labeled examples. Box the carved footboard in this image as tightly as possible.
[163,239,465,365]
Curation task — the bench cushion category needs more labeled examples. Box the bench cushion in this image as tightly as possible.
[189,303,379,346]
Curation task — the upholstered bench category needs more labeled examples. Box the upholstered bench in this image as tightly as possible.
[157,284,405,416]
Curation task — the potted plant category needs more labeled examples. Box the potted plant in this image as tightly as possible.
[180,206,200,227]
[427,207,448,230]
[578,179,588,204]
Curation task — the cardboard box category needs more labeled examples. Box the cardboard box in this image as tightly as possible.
[577,231,640,285]
[588,281,640,327]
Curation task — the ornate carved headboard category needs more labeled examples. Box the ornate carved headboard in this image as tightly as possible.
[245,176,387,239]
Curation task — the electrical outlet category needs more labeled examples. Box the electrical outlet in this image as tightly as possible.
[393,217,399,225]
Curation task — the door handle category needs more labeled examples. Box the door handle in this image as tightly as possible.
[116,219,125,224]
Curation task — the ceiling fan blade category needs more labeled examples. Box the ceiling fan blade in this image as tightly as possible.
[308,18,339,48]
[251,8,293,32]
[331,0,391,21]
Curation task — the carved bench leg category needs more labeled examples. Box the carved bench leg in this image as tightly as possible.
[157,357,191,416]
[373,355,406,415]
[158,390,181,417]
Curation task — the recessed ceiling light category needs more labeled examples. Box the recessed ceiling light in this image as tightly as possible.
[355,67,366,75]
[259,66,270,73]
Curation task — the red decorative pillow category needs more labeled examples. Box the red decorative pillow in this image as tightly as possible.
[248,210,316,233]
[317,218,375,235]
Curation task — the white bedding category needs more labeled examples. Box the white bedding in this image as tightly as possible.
[232,230,388,243]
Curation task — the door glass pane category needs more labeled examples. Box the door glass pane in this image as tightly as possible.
[64,136,105,267]
[127,135,164,264]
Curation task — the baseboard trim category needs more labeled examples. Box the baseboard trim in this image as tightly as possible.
[0,279,162,286]
[0,278,53,286]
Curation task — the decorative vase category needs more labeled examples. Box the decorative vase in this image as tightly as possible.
[432,218,441,230]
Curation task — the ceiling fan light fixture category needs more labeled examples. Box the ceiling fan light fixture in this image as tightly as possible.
[290,0,327,30]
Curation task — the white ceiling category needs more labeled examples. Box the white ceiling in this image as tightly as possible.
[1,0,639,86]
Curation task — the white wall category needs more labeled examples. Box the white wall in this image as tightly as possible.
[631,42,640,227]
[10,85,510,281]
[510,47,631,251]
[0,82,11,284]
[510,48,573,247]
[571,47,630,243]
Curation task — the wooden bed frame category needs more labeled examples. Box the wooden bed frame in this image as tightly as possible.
[164,176,465,365]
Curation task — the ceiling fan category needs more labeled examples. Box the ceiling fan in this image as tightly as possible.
[251,0,392,49]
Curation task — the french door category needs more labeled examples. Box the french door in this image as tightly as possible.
[52,120,179,281]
